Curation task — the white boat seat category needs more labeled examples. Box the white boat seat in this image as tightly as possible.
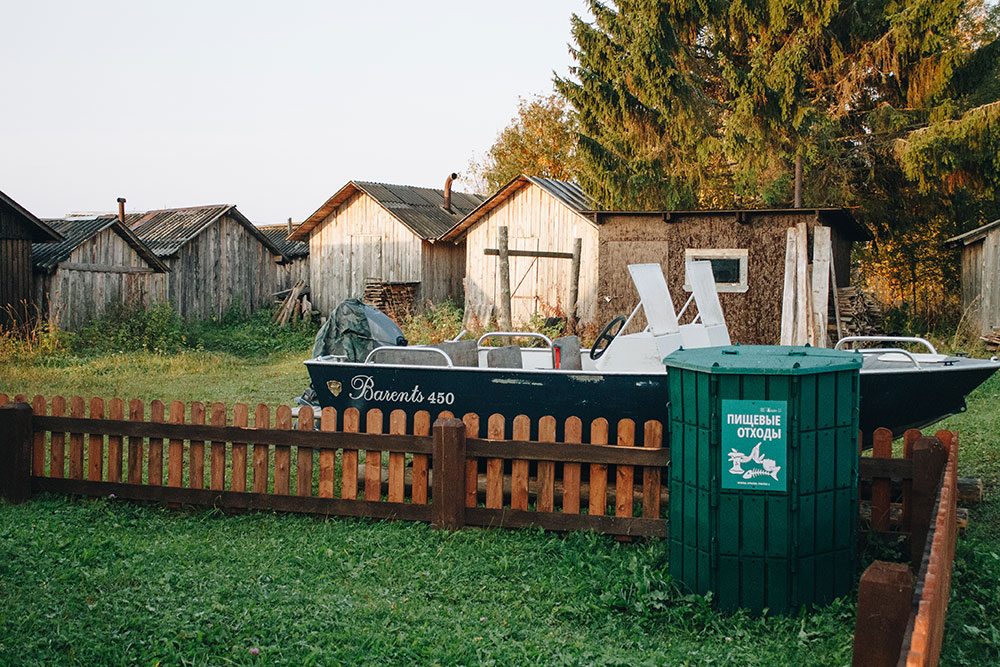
[487,345,523,369]
[683,260,732,346]
[552,336,583,370]
[627,264,680,336]
[594,331,683,372]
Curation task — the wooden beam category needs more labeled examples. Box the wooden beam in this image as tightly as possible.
[795,222,809,345]
[498,226,512,331]
[484,248,575,260]
[780,227,798,345]
[59,262,155,274]
[812,225,832,347]
[569,237,582,332]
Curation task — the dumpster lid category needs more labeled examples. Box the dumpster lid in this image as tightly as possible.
[663,345,862,375]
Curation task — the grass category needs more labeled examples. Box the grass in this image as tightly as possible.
[0,497,857,666]
[1,309,999,663]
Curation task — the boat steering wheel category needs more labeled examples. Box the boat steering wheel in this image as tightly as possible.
[589,316,626,360]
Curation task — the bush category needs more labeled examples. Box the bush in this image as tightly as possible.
[74,303,185,354]
[402,301,465,344]
[0,304,66,363]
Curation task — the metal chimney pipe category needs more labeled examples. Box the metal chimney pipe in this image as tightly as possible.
[287,217,293,235]
[442,173,458,213]
[117,197,126,223]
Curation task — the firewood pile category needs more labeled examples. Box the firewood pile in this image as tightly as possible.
[835,287,884,337]
[273,280,311,326]
[362,279,417,323]
[981,329,1000,350]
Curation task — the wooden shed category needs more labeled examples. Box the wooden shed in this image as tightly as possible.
[444,177,868,343]
[257,222,310,292]
[946,219,1000,336]
[440,176,598,328]
[127,205,284,320]
[32,215,169,330]
[288,180,482,316]
[593,209,868,344]
[0,189,61,329]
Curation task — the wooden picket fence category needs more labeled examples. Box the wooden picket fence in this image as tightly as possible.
[852,429,958,667]
[0,394,668,537]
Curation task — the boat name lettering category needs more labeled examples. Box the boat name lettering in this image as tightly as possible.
[348,375,454,406]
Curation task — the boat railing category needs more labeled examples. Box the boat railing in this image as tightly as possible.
[835,335,939,355]
[363,346,455,367]
[476,332,554,349]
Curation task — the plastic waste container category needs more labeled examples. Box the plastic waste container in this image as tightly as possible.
[663,345,862,614]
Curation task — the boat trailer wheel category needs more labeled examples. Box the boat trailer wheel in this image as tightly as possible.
[590,316,626,360]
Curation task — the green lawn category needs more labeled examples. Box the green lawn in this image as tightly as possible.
[1,348,998,664]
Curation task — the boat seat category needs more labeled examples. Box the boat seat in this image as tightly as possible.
[552,336,583,370]
[431,340,479,367]
[627,263,680,336]
[486,345,523,369]
[682,260,731,347]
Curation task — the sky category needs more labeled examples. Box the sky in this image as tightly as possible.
[0,0,591,223]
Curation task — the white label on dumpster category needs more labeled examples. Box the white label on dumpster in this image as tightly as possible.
[721,400,787,491]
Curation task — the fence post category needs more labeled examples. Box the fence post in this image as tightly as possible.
[910,436,948,569]
[0,402,34,503]
[852,561,914,667]
[432,417,467,530]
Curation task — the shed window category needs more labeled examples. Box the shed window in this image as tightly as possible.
[684,249,749,293]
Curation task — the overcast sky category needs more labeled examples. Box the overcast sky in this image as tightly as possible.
[1,1,590,223]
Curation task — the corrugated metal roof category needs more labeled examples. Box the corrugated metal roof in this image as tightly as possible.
[439,175,597,242]
[0,188,62,243]
[32,216,168,272]
[256,224,309,259]
[128,205,282,258]
[289,180,484,242]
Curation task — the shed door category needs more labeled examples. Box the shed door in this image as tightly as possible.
[350,234,383,296]
[509,237,539,324]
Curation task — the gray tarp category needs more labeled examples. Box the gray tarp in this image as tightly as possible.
[311,298,407,362]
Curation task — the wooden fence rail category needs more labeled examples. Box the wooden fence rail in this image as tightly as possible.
[852,430,957,667]
[0,394,669,537]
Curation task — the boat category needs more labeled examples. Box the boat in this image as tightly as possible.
[304,263,999,442]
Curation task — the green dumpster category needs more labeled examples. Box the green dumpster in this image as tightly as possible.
[663,345,862,614]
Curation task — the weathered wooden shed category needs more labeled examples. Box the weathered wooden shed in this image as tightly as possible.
[32,215,169,330]
[946,219,1000,336]
[257,222,310,292]
[444,176,868,343]
[0,189,61,329]
[288,180,482,315]
[440,176,598,328]
[127,205,284,320]
[593,209,868,344]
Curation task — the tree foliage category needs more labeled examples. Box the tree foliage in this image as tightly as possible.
[466,94,582,196]
[555,0,1000,325]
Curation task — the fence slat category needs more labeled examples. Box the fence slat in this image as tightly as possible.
[389,410,407,503]
[231,404,248,492]
[341,408,359,500]
[902,428,920,531]
[563,417,582,514]
[126,399,144,485]
[31,396,46,477]
[107,399,123,483]
[253,404,270,494]
[411,410,430,504]
[485,414,505,509]
[148,400,164,486]
[870,427,893,532]
[274,406,292,495]
[615,419,635,519]
[297,406,314,497]
[510,415,530,511]
[209,403,227,491]
[537,416,556,513]
[69,397,85,480]
[642,420,662,518]
[167,401,184,487]
[364,409,383,501]
[88,398,105,482]
[189,402,205,489]
[589,418,609,516]
[463,413,480,508]
[318,407,337,498]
